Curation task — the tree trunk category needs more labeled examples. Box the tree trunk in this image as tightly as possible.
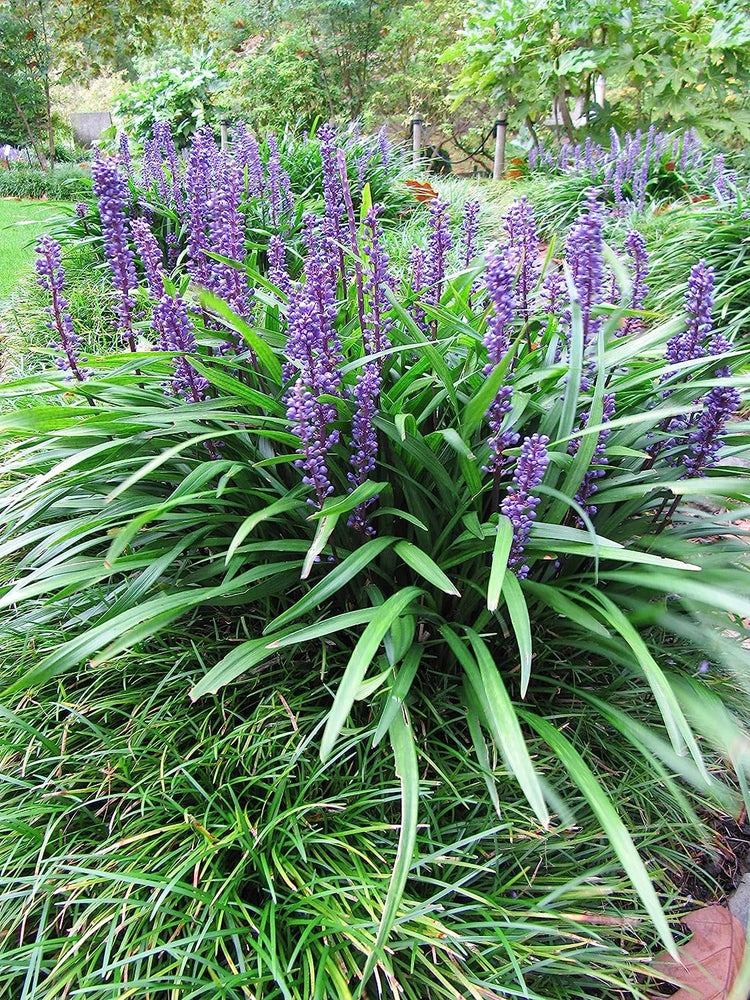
[9,91,47,170]
[556,87,577,141]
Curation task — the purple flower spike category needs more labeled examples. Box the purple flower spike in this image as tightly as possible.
[91,155,138,350]
[483,255,518,474]
[206,160,254,342]
[565,189,605,352]
[361,205,394,356]
[130,218,165,299]
[665,260,715,367]
[287,378,337,508]
[461,199,480,268]
[153,120,184,218]
[483,254,515,366]
[118,133,132,174]
[347,360,381,535]
[75,202,88,219]
[153,294,209,403]
[424,198,453,310]
[408,244,428,333]
[620,229,649,336]
[232,122,264,197]
[500,434,550,578]
[268,234,292,296]
[318,122,346,278]
[35,234,86,381]
[504,198,541,321]
[684,377,741,477]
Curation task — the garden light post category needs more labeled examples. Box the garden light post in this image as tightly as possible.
[221,119,229,153]
[412,114,422,172]
[493,114,508,180]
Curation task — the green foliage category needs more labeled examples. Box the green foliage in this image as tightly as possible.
[114,49,226,145]
[447,0,750,143]
[0,0,54,164]
[647,198,750,342]
[224,32,332,131]
[0,164,91,200]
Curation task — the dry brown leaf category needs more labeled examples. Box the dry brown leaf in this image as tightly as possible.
[651,905,746,999]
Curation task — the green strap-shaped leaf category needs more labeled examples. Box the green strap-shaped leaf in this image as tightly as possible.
[267,535,395,633]
[320,587,423,762]
[302,514,340,579]
[441,626,548,828]
[487,515,513,612]
[356,706,419,997]
[501,572,533,697]
[394,540,460,596]
[520,709,678,961]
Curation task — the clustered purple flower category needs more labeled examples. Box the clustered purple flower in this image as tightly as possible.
[527,127,705,216]
[500,434,550,578]
[153,293,209,403]
[684,377,741,477]
[504,198,540,322]
[483,255,519,475]
[35,234,86,381]
[206,160,253,326]
[460,199,480,268]
[565,189,605,353]
[347,207,394,533]
[620,229,649,336]
[665,260,715,367]
[91,155,138,350]
[284,253,343,507]
[130,218,165,299]
[424,198,453,311]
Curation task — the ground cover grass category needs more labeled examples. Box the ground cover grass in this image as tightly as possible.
[0,199,72,298]
[0,625,738,1000]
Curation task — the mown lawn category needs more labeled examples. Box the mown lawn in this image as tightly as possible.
[0,199,70,298]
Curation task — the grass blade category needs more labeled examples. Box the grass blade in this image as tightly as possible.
[394,540,460,596]
[520,709,679,961]
[487,515,513,612]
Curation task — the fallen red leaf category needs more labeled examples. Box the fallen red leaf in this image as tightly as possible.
[405,180,439,202]
[651,905,745,999]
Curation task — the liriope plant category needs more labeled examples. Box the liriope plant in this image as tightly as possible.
[1,125,749,981]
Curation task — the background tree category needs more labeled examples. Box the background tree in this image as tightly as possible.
[0,0,56,166]
[447,0,750,143]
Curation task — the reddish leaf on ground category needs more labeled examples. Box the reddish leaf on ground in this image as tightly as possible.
[651,905,745,999]
[405,180,439,202]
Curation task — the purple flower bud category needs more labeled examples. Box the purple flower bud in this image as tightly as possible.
[504,198,541,322]
[232,122,264,197]
[683,373,740,478]
[665,260,715,367]
[500,434,550,578]
[153,293,209,402]
[91,155,138,350]
[35,234,86,381]
[460,199,480,268]
[153,120,184,218]
[130,218,165,299]
[268,233,292,296]
[620,229,649,336]
[424,198,453,311]
[118,132,132,174]
[483,254,515,367]
[565,189,605,352]
[75,202,88,219]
